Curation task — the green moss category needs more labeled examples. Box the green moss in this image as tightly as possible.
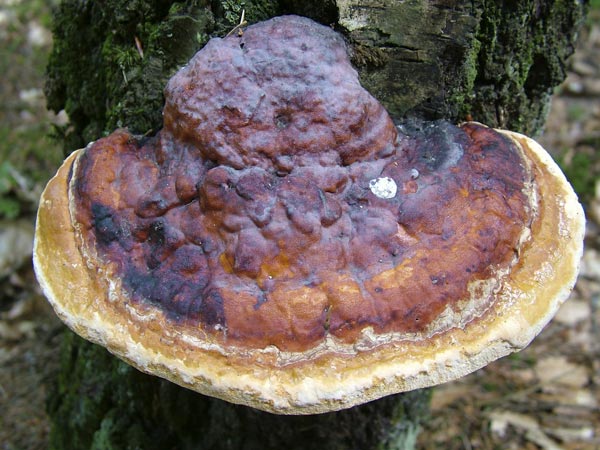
[47,332,179,450]
[45,0,215,151]
[376,389,432,450]
[466,0,586,136]
[223,0,246,26]
[45,0,283,153]
[449,35,482,120]
[211,0,280,36]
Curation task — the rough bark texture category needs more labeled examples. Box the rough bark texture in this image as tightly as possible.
[338,0,586,136]
[44,1,585,449]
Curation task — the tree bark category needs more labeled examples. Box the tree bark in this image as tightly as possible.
[44,1,585,449]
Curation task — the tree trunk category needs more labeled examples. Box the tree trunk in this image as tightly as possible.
[44,1,585,449]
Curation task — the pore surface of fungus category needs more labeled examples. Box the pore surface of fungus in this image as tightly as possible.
[34,15,585,414]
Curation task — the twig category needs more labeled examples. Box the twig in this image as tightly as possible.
[226,9,247,37]
[134,35,144,59]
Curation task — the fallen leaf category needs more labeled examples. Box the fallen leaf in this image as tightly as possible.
[555,298,591,326]
[535,356,589,389]
[488,410,563,450]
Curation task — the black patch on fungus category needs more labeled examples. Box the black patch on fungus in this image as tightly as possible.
[200,289,226,327]
[398,120,467,171]
[122,262,212,325]
[91,203,121,246]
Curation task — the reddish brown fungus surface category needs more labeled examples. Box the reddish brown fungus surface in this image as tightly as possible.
[70,16,532,353]
[162,16,397,168]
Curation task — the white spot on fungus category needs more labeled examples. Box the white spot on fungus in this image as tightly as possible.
[369,177,397,199]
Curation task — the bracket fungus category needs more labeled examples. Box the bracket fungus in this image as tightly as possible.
[34,15,585,414]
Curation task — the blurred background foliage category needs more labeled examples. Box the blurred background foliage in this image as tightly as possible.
[0,0,63,220]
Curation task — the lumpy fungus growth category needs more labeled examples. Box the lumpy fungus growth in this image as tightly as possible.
[34,15,585,414]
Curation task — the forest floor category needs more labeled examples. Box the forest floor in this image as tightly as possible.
[0,2,599,450]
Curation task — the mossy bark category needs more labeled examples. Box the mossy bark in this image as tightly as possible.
[44,1,585,449]
[337,0,586,136]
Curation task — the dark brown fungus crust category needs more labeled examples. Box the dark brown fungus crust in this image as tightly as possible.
[35,15,584,414]
[70,16,532,352]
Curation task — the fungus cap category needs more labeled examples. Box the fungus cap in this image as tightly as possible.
[34,15,585,414]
